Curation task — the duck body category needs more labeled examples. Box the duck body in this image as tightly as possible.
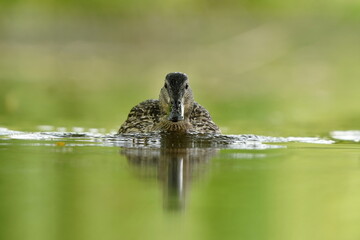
[118,73,221,134]
[118,99,220,134]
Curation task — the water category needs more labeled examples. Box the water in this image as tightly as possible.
[0,127,359,240]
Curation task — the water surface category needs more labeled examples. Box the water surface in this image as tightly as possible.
[0,127,359,240]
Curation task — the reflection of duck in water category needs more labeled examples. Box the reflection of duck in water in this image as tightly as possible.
[121,134,219,211]
[118,72,220,134]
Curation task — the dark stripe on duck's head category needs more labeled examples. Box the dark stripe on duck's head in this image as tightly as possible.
[165,72,188,88]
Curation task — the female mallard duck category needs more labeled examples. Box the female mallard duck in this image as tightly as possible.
[118,72,220,134]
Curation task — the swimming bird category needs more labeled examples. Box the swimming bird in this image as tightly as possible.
[118,72,220,134]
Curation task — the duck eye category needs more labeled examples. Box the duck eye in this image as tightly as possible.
[164,84,168,89]
[185,84,189,89]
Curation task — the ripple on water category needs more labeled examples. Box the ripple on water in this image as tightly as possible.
[330,130,360,143]
[0,126,340,150]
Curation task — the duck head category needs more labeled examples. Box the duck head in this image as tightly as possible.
[159,72,194,123]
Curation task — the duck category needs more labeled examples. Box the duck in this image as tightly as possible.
[118,72,220,134]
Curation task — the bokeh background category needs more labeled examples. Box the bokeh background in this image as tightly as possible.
[1,3,360,240]
[1,0,359,136]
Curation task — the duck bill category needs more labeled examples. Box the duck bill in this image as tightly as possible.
[168,101,184,122]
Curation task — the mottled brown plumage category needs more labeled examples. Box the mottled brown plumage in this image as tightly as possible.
[118,73,220,134]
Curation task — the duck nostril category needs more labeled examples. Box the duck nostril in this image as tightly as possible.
[177,100,181,105]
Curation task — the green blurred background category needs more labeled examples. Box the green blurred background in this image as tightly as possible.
[1,3,360,240]
[0,0,359,136]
